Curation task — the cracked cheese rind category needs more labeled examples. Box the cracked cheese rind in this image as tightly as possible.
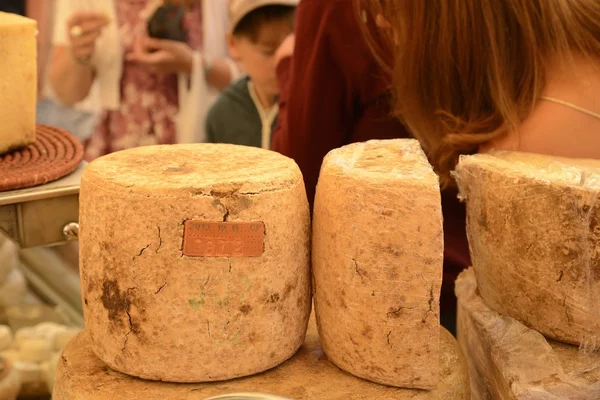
[52,318,470,400]
[312,139,444,389]
[79,144,311,382]
[455,151,600,345]
[456,268,600,399]
[0,12,36,155]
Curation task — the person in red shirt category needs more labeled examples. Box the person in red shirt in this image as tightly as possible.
[272,0,470,334]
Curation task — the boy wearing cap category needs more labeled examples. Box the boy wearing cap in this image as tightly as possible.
[205,0,297,149]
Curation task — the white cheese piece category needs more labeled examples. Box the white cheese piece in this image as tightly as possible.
[0,350,19,364]
[14,361,42,385]
[41,352,60,394]
[455,151,600,345]
[15,327,41,349]
[0,12,37,155]
[456,268,600,399]
[19,338,52,363]
[0,268,27,308]
[52,319,470,400]
[79,144,311,382]
[312,140,443,389]
[0,236,19,283]
[0,359,21,400]
[14,360,48,397]
[0,326,13,352]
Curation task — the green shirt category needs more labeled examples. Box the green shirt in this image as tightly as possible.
[205,76,278,149]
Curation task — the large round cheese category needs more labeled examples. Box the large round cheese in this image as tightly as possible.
[312,140,444,389]
[455,151,600,345]
[52,318,470,400]
[79,144,311,382]
[456,268,600,399]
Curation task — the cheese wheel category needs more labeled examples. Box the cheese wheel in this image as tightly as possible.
[0,268,27,308]
[79,144,311,382]
[19,338,52,363]
[456,268,600,399]
[0,12,36,155]
[0,326,13,352]
[312,140,443,389]
[52,318,470,400]
[455,151,600,345]
[0,358,21,400]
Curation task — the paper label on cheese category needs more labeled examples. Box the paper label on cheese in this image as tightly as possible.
[183,221,265,257]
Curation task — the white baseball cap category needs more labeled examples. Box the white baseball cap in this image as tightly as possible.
[229,0,299,34]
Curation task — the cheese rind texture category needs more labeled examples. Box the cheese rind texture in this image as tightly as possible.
[455,151,600,345]
[0,12,36,155]
[79,144,311,382]
[52,318,470,400]
[456,268,600,400]
[312,140,443,389]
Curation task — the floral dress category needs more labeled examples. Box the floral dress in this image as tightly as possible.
[84,0,202,161]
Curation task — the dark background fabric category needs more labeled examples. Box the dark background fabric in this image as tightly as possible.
[0,0,26,15]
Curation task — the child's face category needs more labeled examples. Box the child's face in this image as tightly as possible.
[229,19,293,98]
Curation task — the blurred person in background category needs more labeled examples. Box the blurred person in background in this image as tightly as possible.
[206,0,297,149]
[48,0,239,161]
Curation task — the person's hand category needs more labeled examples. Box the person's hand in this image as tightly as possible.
[66,11,109,65]
[126,35,194,75]
[275,34,295,66]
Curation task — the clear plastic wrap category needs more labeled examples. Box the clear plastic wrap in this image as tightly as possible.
[456,268,600,400]
[454,151,600,347]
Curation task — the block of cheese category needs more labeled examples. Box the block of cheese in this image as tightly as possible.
[0,358,21,400]
[52,317,470,400]
[79,144,311,382]
[0,12,36,155]
[455,151,600,345]
[312,140,443,389]
[456,268,600,399]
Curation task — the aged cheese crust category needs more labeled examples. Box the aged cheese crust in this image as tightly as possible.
[52,317,470,400]
[0,12,36,155]
[312,140,443,389]
[79,144,311,382]
[455,151,600,345]
[456,268,600,399]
